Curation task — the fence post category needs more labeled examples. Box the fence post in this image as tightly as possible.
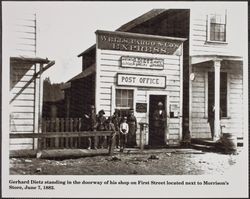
[61,118,65,148]
[69,118,74,148]
[55,118,60,148]
[51,119,56,148]
[73,118,78,148]
[47,120,51,148]
[40,118,46,150]
[109,131,116,155]
[78,118,82,148]
[65,118,69,148]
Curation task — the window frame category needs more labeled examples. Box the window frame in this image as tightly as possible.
[206,11,228,44]
[112,86,137,115]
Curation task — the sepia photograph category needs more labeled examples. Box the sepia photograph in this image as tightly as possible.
[1,1,248,198]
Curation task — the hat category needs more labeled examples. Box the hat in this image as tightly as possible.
[98,109,105,115]
[123,117,127,120]
[90,105,95,109]
[158,102,163,106]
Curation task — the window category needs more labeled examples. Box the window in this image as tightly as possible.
[208,12,227,42]
[208,72,227,117]
[116,89,134,117]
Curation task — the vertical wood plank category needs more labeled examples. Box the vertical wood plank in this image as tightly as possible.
[47,120,51,148]
[78,118,82,148]
[70,118,74,148]
[41,118,46,150]
[51,119,55,148]
[109,131,116,155]
[65,118,69,148]
[60,118,65,148]
[55,118,59,148]
[73,118,78,148]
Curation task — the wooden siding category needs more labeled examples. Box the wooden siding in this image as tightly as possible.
[9,13,36,57]
[97,49,182,145]
[190,10,231,56]
[191,62,243,138]
[10,64,36,150]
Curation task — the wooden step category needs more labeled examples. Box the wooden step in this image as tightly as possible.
[190,144,216,152]
[191,139,218,147]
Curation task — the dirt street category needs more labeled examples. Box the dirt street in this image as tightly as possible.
[9,148,239,175]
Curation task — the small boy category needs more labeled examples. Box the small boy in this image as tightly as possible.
[119,117,129,152]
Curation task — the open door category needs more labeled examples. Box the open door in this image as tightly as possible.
[149,95,167,147]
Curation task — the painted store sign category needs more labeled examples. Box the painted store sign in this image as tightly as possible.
[117,73,166,88]
[121,56,164,70]
[96,30,182,55]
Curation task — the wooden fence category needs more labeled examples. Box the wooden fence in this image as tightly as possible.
[42,118,84,149]
[10,117,116,155]
[41,118,116,150]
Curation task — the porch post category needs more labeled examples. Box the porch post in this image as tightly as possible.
[213,59,222,140]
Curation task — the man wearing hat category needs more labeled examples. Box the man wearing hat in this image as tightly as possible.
[97,109,107,148]
[127,108,137,147]
[111,110,121,148]
[86,105,98,150]
[151,101,167,146]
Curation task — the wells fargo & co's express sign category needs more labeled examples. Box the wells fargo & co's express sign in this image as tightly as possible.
[117,73,166,88]
[96,30,183,55]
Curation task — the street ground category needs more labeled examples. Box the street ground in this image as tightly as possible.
[9,148,239,175]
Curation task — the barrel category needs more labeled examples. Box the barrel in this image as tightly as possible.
[221,133,237,152]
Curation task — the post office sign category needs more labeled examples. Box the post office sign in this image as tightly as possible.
[117,73,166,88]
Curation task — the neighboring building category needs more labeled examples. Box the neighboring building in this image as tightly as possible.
[9,13,55,150]
[42,78,65,119]
[65,8,246,146]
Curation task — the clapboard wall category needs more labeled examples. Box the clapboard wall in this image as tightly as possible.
[10,63,40,150]
[191,61,243,138]
[96,49,182,146]
[190,9,231,56]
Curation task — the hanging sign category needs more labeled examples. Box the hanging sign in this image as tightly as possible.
[121,56,164,70]
[117,73,166,88]
[96,30,184,55]
[136,103,147,113]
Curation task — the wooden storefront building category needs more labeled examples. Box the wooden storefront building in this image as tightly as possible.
[64,8,246,147]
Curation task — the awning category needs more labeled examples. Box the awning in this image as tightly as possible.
[68,64,96,82]
[10,56,51,64]
[10,57,55,103]
[191,54,243,65]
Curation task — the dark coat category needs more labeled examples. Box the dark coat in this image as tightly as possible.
[152,109,167,128]
[96,115,106,131]
[127,115,137,135]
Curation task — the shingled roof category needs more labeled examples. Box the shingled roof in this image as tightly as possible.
[116,9,167,32]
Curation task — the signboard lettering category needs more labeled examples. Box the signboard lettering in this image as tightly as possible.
[136,103,147,113]
[121,56,164,70]
[117,73,166,88]
[96,30,183,55]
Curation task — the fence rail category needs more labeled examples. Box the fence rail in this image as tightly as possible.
[10,117,116,155]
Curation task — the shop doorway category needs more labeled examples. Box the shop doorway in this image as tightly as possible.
[149,95,167,147]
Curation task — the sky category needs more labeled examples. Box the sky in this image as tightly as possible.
[2,1,248,83]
